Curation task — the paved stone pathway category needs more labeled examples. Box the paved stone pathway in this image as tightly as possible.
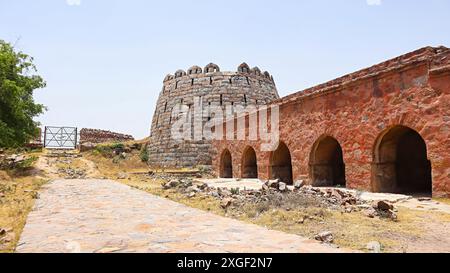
[17,179,345,253]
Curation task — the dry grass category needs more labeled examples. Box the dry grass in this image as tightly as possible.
[84,152,149,177]
[0,170,48,253]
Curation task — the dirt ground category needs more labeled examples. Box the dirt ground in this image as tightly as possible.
[1,147,450,253]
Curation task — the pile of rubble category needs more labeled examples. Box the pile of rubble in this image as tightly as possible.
[161,177,399,221]
[57,167,87,179]
[80,128,134,144]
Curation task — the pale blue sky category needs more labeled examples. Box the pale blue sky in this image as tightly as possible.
[1,0,449,139]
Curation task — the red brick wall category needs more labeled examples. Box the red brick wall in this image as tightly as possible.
[212,47,450,197]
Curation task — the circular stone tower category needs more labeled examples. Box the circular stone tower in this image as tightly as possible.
[147,62,280,168]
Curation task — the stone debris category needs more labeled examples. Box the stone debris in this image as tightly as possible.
[314,231,334,244]
[147,63,279,168]
[162,179,180,189]
[160,177,401,222]
[58,167,87,179]
[220,198,233,209]
[374,200,394,211]
[278,182,287,192]
[0,228,14,244]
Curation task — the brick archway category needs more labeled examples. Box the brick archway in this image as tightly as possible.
[241,146,258,179]
[220,149,233,178]
[269,142,293,185]
[372,125,432,195]
[309,136,346,187]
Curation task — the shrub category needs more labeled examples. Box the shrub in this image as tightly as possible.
[139,146,149,162]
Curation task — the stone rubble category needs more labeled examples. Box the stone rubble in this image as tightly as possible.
[161,177,400,221]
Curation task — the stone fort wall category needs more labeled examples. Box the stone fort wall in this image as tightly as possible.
[212,46,450,197]
[147,63,280,167]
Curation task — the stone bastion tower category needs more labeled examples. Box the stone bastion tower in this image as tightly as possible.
[147,62,280,168]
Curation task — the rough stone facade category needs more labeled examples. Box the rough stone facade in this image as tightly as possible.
[147,63,280,168]
[212,46,450,198]
[80,128,134,144]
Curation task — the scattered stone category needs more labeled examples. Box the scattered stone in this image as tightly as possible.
[314,231,334,244]
[163,179,179,189]
[364,208,377,218]
[366,241,382,253]
[79,142,96,152]
[294,180,305,189]
[387,210,398,221]
[220,198,233,209]
[218,188,232,198]
[267,179,280,189]
[374,200,394,211]
[278,182,287,192]
[344,206,354,213]
[418,197,432,202]
[188,192,196,198]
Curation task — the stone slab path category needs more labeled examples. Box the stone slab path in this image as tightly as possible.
[17,179,345,253]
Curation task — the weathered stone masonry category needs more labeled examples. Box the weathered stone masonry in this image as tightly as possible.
[212,46,450,197]
[147,63,280,167]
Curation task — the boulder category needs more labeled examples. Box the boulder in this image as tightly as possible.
[163,179,180,189]
[188,192,196,198]
[364,208,377,218]
[117,172,127,180]
[278,182,287,192]
[373,200,394,211]
[267,179,280,189]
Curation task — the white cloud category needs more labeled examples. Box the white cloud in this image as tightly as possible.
[367,0,382,6]
[66,0,81,6]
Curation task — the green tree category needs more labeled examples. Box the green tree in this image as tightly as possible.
[0,40,46,148]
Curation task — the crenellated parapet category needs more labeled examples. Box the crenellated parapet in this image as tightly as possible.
[162,62,275,85]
